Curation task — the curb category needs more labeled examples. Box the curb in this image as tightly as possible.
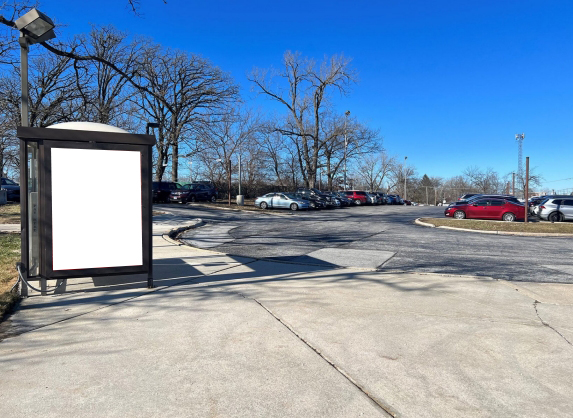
[172,202,297,217]
[414,218,573,237]
[161,218,205,246]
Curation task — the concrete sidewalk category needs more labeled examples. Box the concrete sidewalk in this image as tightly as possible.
[1,223,572,417]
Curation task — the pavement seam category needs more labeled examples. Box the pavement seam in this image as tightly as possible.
[0,260,259,342]
[248,296,399,418]
[533,300,573,347]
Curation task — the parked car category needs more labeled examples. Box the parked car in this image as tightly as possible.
[296,188,337,208]
[366,192,383,205]
[327,191,352,206]
[152,181,182,203]
[458,193,480,201]
[372,192,389,205]
[444,198,525,222]
[169,183,218,203]
[387,194,404,205]
[339,190,369,205]
[1,177,20,202]
[537,197,573,222]
[255,193,311,211]
[294,192,326,209]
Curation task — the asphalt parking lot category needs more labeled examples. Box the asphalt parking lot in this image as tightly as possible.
[156,203,573,283]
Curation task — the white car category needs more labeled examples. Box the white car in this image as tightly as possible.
[538,198,573,222]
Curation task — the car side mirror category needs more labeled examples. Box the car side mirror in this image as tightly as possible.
[472,204,478,207]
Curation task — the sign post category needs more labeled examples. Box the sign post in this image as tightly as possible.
[17,123,155,294]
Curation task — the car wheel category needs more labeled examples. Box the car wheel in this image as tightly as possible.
[354,199,362,206]
[210,195,216,203]
[549,212,562,223]
[502,212,516,222]
[453,210,466,219]
[260,202,268,210]
[290,203,298,211]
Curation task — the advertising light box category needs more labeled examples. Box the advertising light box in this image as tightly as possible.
[51,148,143,270]
[17,124,154,284]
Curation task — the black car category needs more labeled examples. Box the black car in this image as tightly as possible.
[169,183,218,203]
[152,182,182,203]
[296,187,336,208]
[1,177,20,202]
[327,191,352,206]
[294,192,325,209]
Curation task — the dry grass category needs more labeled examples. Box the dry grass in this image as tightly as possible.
[420,218,573,233]
[0,203,20,224]
[0,233,20,320]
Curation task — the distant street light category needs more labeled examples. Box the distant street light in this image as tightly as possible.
[404,156,408,200]
[343,110,350,191]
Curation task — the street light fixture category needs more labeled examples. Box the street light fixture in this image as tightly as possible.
[15,8,56,296]
[343,110,350,191]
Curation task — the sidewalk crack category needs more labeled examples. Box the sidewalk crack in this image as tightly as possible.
[249,296,399,417]
[533,300,572,347]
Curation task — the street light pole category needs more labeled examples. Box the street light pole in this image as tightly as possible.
[15,9,56,297]
[404,156,408,200]
[19,35,28,127]
[343,110,350,190]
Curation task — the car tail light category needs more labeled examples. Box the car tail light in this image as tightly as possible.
[540,205,545,210]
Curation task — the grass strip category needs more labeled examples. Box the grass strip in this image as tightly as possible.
[420,218,573,233]
[0,233,20,320]
[0,203,20,224]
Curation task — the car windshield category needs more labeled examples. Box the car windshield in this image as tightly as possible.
[283,193,297,199]
[2,178,17,185]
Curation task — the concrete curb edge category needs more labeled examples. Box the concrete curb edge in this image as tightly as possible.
[414,218,573,237]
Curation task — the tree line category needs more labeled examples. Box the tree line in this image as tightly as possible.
[0,4,543,201]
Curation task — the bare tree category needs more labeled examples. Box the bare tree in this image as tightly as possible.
[249,51,357,187]
[356,151,395,192]
[195,107,259,201]
[134,45,239,181]
[463,166,502,194]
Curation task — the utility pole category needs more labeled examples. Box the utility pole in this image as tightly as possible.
[228,159,231,206]
[404,156,408,200]
[515,133,525,198]
[343,110,350,191]
[512,172,515,196]
[524,157,529,223]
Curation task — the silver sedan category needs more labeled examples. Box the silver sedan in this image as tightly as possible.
[255,193,310,211]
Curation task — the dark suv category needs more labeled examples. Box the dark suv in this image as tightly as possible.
[169,183,218,203]
[1,177,20,202]
[152,182,182,203]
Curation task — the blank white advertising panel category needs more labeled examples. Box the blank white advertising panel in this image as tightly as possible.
[51,148,143,270]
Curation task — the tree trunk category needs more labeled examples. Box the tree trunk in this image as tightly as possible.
[171,141,178,182]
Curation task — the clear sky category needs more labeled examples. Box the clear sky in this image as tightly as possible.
[39,0,573,192]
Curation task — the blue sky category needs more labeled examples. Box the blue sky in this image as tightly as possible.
[40,0,573,192]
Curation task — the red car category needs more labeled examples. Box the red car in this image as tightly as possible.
[445,198,525,222]
[339,190,369,205]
